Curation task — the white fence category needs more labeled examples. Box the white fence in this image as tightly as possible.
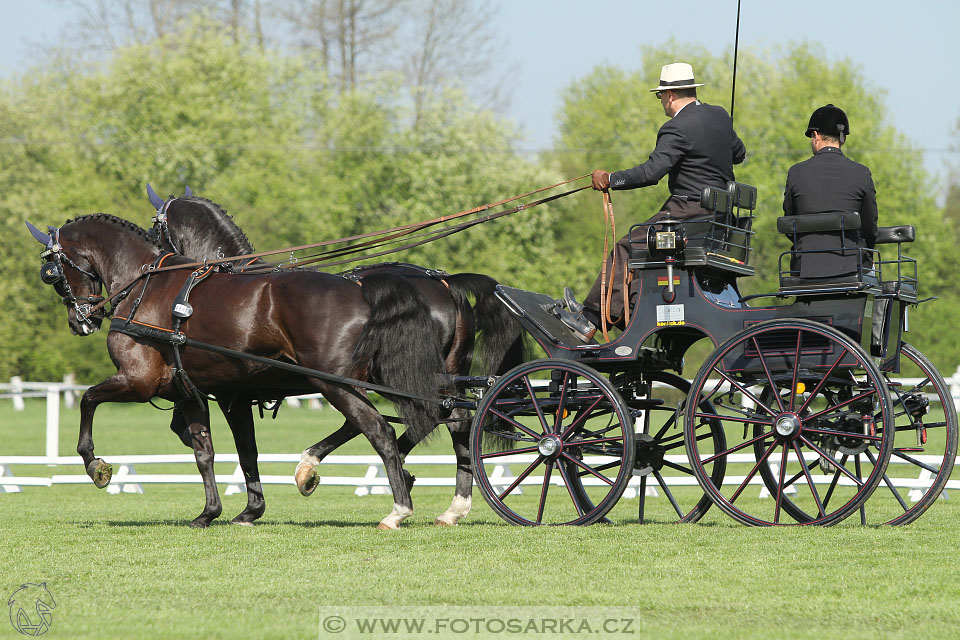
[3,370,960,498]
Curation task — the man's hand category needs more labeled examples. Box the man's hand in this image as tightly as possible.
[591,169,610,191]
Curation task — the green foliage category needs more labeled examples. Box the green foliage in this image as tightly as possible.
[2,26,958,380]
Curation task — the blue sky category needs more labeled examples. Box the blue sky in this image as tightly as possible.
[2,1,957,193]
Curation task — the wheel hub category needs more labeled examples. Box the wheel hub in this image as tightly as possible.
[537,434,563,458]
[774,412,802,439]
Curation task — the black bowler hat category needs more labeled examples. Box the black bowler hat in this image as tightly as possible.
[805,104,850,140]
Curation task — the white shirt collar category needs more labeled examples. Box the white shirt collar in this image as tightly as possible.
[672,100,701,118]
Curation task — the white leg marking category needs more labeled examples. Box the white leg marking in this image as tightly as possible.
[435,495,472,526]
[378,503,413,530]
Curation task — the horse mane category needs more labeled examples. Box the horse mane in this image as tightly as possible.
[61,213,160,248]
[175,197,256,254]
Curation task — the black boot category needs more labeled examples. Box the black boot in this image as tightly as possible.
[557,307,597,342]
[563,287,584,313]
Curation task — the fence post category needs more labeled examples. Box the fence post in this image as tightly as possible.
[45,388,59,460]
[11,376,24,412]
[63,373,77,409]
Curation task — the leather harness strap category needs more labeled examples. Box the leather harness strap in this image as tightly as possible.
[89,176,591,318]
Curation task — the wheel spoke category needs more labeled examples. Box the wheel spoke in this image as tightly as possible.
[792,441,825,518]
[523,375,550,435]
[820,454,848,511]
[558,394,605,440]
[561,453,615,486]
[480,445,539,460]
[661,459,695,475]
[795,346,851,415]
[802,425,884,443]
[713,369,779,417]
[556,461,585,517]
[891,448,943,474]
[536,461,554,524]
[497,455,545,500]
[653,468,685,518]
[730,439,778,504]
[700,428,774,465]
[799,435,865,486]
[489,407,543,440]
[804,388,877,422]
[551,372,572,433]
[867,449,909,512]
[751,335,785,413]
[774,443,789,523]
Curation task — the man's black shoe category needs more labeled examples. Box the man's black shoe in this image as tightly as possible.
[557,308,597,342]
[563,287,584,313]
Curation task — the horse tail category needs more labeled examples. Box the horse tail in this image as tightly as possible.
[353,273,444,444]
[446,273,528,376]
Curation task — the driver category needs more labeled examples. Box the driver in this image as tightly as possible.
[562,62,746,340]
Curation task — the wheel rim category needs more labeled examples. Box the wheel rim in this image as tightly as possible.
[470,360,635,525]
[685,320,895,526]
[871,343,958,525]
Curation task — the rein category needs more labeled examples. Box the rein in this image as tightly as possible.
[90,175,590,316]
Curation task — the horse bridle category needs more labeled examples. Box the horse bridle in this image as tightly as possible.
[38,241,107,326]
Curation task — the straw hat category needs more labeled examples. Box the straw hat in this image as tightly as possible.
[650,62,705,92]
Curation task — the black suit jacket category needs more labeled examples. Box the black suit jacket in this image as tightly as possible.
[783,146,878,277]
[609,102,746,200]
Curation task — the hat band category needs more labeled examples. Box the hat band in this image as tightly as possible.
[660,78,696,86]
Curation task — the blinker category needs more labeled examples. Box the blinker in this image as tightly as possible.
[40,261,63,284]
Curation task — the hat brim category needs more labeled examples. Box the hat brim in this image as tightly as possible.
[650,82,704,92]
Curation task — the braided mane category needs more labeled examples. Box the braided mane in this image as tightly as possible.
[177,197,256,253]
[61,213,160,248]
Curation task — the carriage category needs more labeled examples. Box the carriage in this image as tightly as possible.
[26,179,956,528]
[465,181,957,527]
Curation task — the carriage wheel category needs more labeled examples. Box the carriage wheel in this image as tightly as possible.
[684,319,894,526]
[470,359,635,525]
[755,342,958,525]
[609,370,725,524]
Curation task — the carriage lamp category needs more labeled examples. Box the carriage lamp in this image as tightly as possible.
[655,230,678,251]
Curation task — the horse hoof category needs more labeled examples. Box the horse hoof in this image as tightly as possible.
[189,518,211,529]
[295,463,319,496]
[87,459,113,489]
[376,521,399,531]
[231,519,255,527]
[434,518,455,527]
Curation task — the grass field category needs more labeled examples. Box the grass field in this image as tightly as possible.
[2,398,960,639]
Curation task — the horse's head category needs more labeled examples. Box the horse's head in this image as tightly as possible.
[26,220,107,336]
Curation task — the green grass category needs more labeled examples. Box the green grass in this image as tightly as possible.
[2,400,960,639]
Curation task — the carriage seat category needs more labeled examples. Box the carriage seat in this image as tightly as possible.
[630,181,758,274]
[777,212,880,295]
[874,224,918,302]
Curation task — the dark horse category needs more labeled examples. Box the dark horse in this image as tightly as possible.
[26,214,447,529]
[146,190,526,525]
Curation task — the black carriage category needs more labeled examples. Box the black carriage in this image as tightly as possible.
[467,182,958,526]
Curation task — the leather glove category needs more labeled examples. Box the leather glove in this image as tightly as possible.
[591,169,610,191]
